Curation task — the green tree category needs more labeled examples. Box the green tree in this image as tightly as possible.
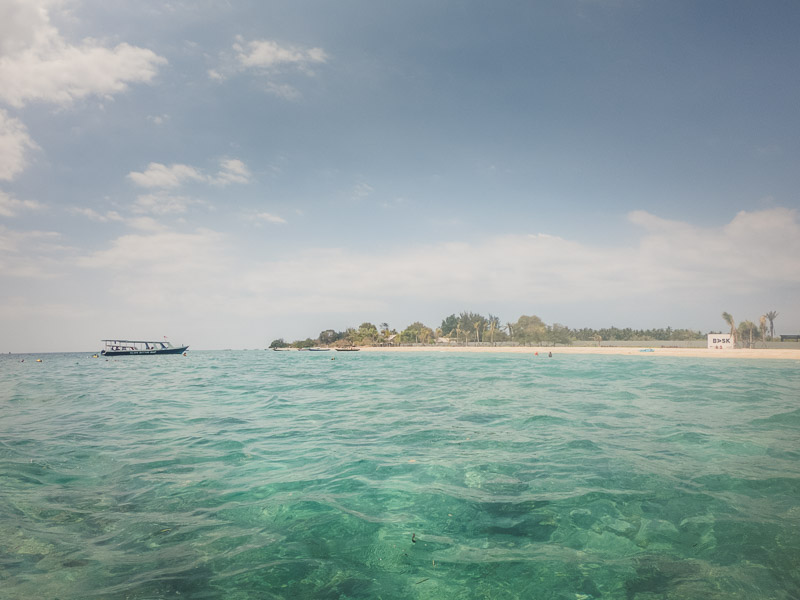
[318,329,340,345]
[400,321,434,344]
[269,338,288,349]
[514,315,547,345]
[357,322,379,345]
[546,323,572,346]
[440,314,459,337]
[765,310,778,339]
[292,338,316,349]
[738,320,757,349]
[458,311,487,344]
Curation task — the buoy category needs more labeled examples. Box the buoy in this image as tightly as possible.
[36,359,42,362]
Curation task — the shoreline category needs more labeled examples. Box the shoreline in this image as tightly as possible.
[355,345,800,360]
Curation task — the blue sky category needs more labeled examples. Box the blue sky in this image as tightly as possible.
[1,0,799,351]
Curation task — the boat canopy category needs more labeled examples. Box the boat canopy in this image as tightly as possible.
[102,339,176,350]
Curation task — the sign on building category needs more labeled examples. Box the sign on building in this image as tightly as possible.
[708,333,734,349]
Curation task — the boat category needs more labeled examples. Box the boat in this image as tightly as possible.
[100,339,189,356]
[335,347,360,352]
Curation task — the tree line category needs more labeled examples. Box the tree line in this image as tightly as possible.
[269,311,716,349]
[721,310,779,348]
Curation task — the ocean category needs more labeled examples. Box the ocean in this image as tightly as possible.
[1,350,799,599]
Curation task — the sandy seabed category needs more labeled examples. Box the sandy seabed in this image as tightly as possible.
[357,345,800,360]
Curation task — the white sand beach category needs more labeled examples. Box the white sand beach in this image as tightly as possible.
[357,345,800,360]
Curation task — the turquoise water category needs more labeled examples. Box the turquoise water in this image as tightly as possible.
[2,351,799,599]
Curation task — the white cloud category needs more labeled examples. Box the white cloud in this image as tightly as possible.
[213,159,252,185]
[127,162,206,188]
[0,109,38,181]
[0,0,52,57]
[217,36,328,99]
[126,216,170,233]
[253,212,287,224]
[0,0,166,108]
[76,227,232,312]
[234,37,328,71]
[128,159,252,190]
[133,192,195,215]
[263,81,302,101]
[75,208,799,322]
[351,182,374,201]
[0,190,41,216]
[207,68,224,81]
[147,114,170,125]
[78,228,224,270]
[70,207,123,222]
[628,207,800,292]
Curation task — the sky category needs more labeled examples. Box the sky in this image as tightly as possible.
[1,0,799,352]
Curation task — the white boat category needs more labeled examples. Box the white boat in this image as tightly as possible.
[100,339,188,356]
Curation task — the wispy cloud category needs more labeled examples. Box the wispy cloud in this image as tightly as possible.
[351,182,374,201]
[70,207,124,222]
[233,37,328,71]
[0,190,41,217]
[213,159,251,185]
[252,212,287,224]
[127,159,252,189]
[211,36,329,99]
[127,163,206,189]
[0,225,66,279]
[147,114,170,125]
[133,192,196,215]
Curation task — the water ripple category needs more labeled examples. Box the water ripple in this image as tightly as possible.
[1,351,799,598]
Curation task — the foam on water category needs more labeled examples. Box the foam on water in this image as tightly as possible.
[1,351,799,598]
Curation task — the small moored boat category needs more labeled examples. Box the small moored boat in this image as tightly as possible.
[100,339,189,356]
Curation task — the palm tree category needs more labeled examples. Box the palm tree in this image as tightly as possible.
[765,310,778,340]
[505,322,513,342]
[488,320,497,345]
[760,315,768,348]
[474,322,481,344]
[722,312,736,347]
[455,324,462,345]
